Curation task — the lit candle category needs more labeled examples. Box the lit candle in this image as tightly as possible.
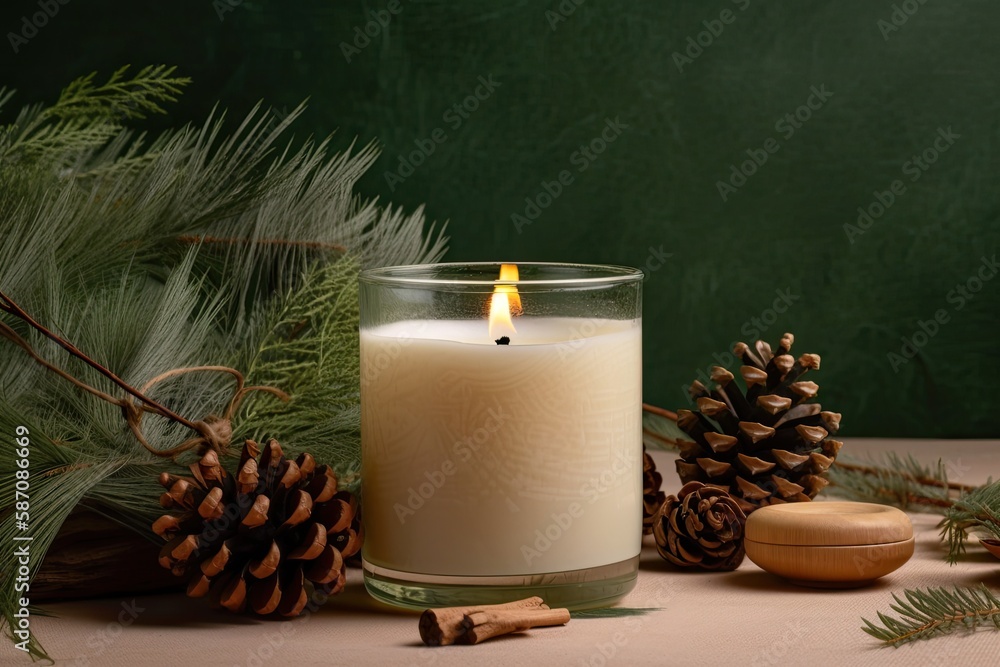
[359,262,642,608]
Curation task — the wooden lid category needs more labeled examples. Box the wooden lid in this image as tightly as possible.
[745,501,912,546]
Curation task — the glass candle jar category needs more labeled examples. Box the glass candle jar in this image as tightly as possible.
[358,262,643,609]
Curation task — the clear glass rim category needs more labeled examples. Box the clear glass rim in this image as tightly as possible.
[359,262,644,287]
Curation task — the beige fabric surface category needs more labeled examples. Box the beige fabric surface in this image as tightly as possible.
[4,439,999,666]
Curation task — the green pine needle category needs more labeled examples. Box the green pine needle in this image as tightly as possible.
[940,480,1000,563]
[862,585,1000,646]
[571,607,662,619]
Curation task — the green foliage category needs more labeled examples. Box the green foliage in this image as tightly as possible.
[1,65,190,166]
[50,65,189,121]
[826,453,958,511]
[941,481,1000,564]
[0,66,446,660]
[641,408,686,452]
[862,585,1000,646]
[233,257,363,488]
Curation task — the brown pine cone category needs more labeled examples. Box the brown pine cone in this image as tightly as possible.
[153,439,362,616]
[674,332,842,513]
[642,446,666,535]
[652,481,746,571]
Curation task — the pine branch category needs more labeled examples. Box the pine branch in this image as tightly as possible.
[1,66,189,167]
[641,403,686,451]
[47,65,190,121]
[643,403,677,421]
[0,64,446,661]
[176,235,348,254]
[0,289,202,432]
[862,585,1000,646]
[233,257,362,482]
[835,459,975,494]
[941,481,1000,563]
[826,452,966,512]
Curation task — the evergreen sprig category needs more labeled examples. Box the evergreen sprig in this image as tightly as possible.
[1,65,190,165]
[233,257,363,489]
[49,65,190,121]
[941,481,1000,563]
[0,66,446,660]
[825,452,969,512]
[862,585,1000,646]
[641,403,685,451]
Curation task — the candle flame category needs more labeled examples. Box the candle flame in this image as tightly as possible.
[489,263,520,341]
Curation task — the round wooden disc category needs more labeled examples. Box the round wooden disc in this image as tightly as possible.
[745,501,912,546]
[744,540,914,587]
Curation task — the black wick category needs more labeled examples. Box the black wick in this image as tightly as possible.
[495,336,511,346]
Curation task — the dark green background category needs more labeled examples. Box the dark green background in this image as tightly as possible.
[3,0,998,436]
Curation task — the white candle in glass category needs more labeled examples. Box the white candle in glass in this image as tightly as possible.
[360,315,642,576]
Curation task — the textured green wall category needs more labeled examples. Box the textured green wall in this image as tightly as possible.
[4,0,999,436]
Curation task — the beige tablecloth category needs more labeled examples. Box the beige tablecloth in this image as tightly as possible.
[4,439,999,666]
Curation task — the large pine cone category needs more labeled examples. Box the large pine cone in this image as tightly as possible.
[675,333,842,514]
[652,481,746,571]
[153,439,362,616]
[642,445,666,535]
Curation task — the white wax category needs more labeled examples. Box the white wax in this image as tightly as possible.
[360,317,642,576]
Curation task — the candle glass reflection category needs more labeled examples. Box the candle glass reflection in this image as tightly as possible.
[359,262,643,609]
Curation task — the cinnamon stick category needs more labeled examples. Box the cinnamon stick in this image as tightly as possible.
[459,607,571,645]
[418,597,551,646]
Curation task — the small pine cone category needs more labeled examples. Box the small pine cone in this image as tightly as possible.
[152,439,362,616]
[642,446,666,535]
[652,481,746,571]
